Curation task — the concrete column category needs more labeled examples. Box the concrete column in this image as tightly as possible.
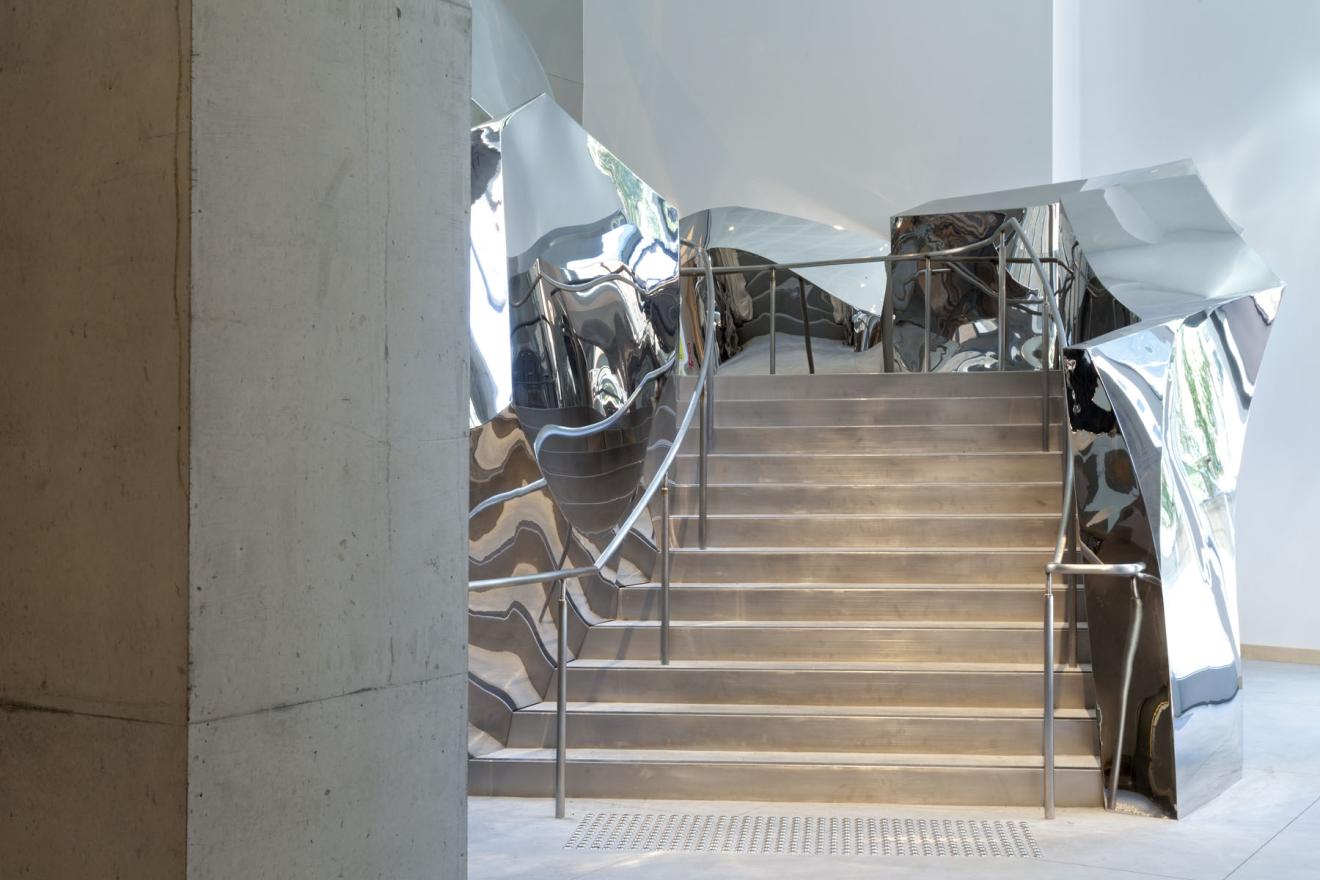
[1,2,192,875]
[1,1,471,877]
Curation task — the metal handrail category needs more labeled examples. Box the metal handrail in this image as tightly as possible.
[469,252,715,592]
[467,477,548,521]
[467,356,676,522]
[531,354,678,461]
[1000,214,1165,818]
[467,247,720,818]
[678,218,1076,388]
[677,220,1033,279]
[474,215,1132,820]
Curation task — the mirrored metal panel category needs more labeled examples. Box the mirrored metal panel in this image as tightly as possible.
[467,94,684,739]
[902,161,1282,815]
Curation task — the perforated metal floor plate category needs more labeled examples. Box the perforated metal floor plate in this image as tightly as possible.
[564,812,1041,858]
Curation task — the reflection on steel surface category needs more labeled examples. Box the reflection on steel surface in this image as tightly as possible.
[467,94,684,736]
[465,58,1277,820]
[886,208,1049,372]
[901,161,1280,815]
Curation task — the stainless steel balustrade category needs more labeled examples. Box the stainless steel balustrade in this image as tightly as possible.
[677,217,1072,452]
[672,218,1106,818]
[471,216,1134,820]
[468,246,719,818]
[995,215,1162,819]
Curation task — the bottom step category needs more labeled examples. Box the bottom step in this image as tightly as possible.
[469,748,1102,807]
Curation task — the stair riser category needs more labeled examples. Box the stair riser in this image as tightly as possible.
[468,759,1102,806]
[678,371,1060,401]
[620,587,1078,623]
[681,425,1053,454]
[670,550,1053,584]
[670,516,1056,549]
[557,668,1091,709]
[672,454,1060,485]
[669,483,1062,516]
[507,712,1096,755]
[580,628,1086,664]
[711,397,1057,427]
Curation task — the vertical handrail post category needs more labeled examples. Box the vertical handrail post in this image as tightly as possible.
[700,382,712,547]
[1042,205,1055,449]
[798,275,815,375]
[659,480,671,665]
[1069,494,1082,668]
[769,268,777,375]
[698,262,715,549]
[997,230,1008,370]
[922,258,932,372]
[1043,570,1056,819]
[881,272,895,373]
[555,577,568,818]
[1110,576,1144,810]
[1042,324,1052,451]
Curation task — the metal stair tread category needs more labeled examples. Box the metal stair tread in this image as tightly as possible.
[677,450,1062,459]
[519,701,1094,720]
[567,658,1092,672]
[687,394,1060,404]
[593,619,1086,631]
[667,546,1056,554]
[474,747,1101,770]
[620,581,1074,591]
[670,480,1061,488]
[667,512,1057,521]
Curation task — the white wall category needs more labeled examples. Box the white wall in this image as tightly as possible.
[1074,0,1320,653]
[584,0,1054,239]
[506,0,583,121]
[584,0,1320,652]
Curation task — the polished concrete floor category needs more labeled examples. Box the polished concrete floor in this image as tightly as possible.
[470,660,1320,879]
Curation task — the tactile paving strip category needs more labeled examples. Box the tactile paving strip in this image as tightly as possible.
[564,812,1041,857]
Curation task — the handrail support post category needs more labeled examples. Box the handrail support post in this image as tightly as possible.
[1043,570,1056,819]
[923,257,933,372]
[659,480,671,665]
[799,275,815,374]
[769,268,777,375]
[555,577,568,819]
[1109,576,1144,810]
[997,230,1008,371]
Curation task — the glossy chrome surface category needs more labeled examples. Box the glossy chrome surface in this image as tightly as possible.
[890,162,1281,817]
[466,42,1277,820]
[1068,289,1279,816]
[467,93,687,752]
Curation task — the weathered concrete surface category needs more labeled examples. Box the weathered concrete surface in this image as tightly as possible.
[4,0,470,875]
[188,0,471,877]
[0,710,187,877]
[188,676,466,879]
[0,0,190,724]
[0,2,191,877]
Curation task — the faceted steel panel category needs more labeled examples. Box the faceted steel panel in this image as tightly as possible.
[467,94,687,740]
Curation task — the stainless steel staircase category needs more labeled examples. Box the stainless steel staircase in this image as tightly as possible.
[469,370,1103,807]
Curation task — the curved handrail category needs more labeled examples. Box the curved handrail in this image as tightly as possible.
[470,246,718,592]
[467,477,548,521]
[531,353,678,461]
[467,268,678,523]
[509,262,669,309]
[997,216,1072,570]
[683,217,1025,277]
[998,215,1172,821]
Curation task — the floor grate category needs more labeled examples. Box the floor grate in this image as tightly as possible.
[564,812,1041,858]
